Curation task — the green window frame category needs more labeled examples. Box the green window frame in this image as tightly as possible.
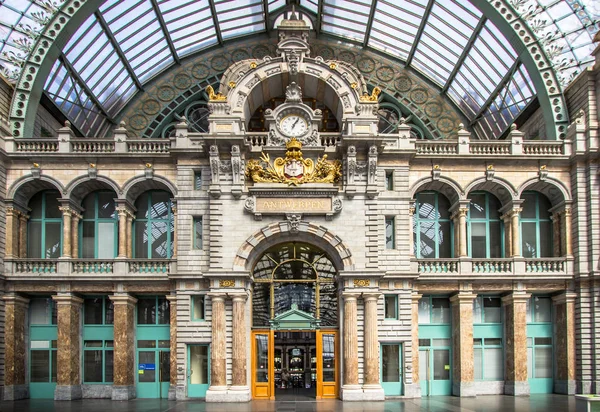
[385,217,395,249]
[526,296,552,324]
[384,295,398,320]
[194,171,202,190]
[473,337,503,380]
[133,191,174,259]
[414,192,453,258]
[29,297,58,397]
[84,296,114,325]
[28,190,62,259]
[191,295,205,321]
[137,296,170,325]
[83,340,114,383]
[473,296,502,324]
[467,192,504,258]
[520,191,553,258]
[30,339,57,383]
[193,217,203,250]
[418,296,451,325]
[79,191,118,259]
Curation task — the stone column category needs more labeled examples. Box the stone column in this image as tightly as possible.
[5,208,19,258]
[166,295,178,400]
[562,208,572,256]
[453,214,460,257]
[206,293,227,401]
[509,208,522,257]
[363,293,384,400]
[171,205,177,258]
[58,207,73,258]
[408,204,416,257]
[553,292,577,394]
[2,294,29,400]
[52,293,84,400]
[117,207,128,258]
[502,214,512,257]
[71,212,81,258]
[341,293,361,400]
[450,292,477,397]
[109,294,137,400]
[411,293,421,386]
[502,291,530,396]
[230,293,251,400]
[126,213,133,258]
[18,212,28,258]
[551,213,561,257]
[458,208,468,257]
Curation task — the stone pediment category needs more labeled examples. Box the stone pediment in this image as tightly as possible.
[269,303,320,330]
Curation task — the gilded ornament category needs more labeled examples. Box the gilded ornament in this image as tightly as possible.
[228,81,236,88]
[360,87,381,102]
[245,138,342,186]
[219,279,235,288]
[350,82,357,89]
[206,85,227,101]
[353,279,370,287]
[329,62,337,69]
[250,61,257,69]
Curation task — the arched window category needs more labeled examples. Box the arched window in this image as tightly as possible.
[252,242,337,328]
[413,192,453,258]
[468,192,503,258]
[28,191,62,258]
[521,192,553,257]
[80,191,118,258]
[133,191,174,259]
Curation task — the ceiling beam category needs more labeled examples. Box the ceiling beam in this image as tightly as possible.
[207,0,223,45]
[94,11,143,91]
[149,0,180,65]
[441,17,487,94]
[470,59,521,125]
[316,0,324,35]
[263,0,270,33]
[404,0,434,67]
[58,54,115,124]
[362,0,378,47]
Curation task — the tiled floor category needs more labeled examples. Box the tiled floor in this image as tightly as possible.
[0,395,577,412]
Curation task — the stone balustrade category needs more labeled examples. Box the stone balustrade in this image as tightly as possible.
[415,257,571,278]
[4,258,174,277]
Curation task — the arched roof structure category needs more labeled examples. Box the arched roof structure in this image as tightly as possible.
[0,0,597,140]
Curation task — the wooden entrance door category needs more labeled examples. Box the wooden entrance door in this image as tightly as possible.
[316,330,338,399]
[251,331,274,399]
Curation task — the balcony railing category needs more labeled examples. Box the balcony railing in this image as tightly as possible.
[415,257,572,278]
[4,258,175,277]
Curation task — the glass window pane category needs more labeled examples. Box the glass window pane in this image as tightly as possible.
[137,299,156,324]
[194,172,202,190]
[437,194,451,219]
[540,221,553,257]
[81,221,95,258]
[471,222,487,258]
[385,217,395,249]
[473,297,482,323]
[151,221,169,258]
[469,193,486,219]
[483,297,501,323]
[135,221,149,258]
[84,350,103,382]
[194,218,202,249]
[105,300,114,324]
[255,335,269,382]
[28,221,42,258]
[527,347,533,378]
[83,194,95,219]
[489,221,502,258]
[44,193,61,218]
[31,350,50,382]
[533,297,552,322]
[433,349,450,380]
[521,193,537,218]
[474,348,483,380]
[190,346,209,384]
[382,345,400,382]
[522,222,538,258]
[384,295,397,319]
[157,298,170,324]
[138,351,156,382]
[98,222,116,258]
[45,222,62,258]
[535,347,553,378]
[29,193,43,219]
[84,298,103,324]
[97,192,116,218]
[438,222,452,258]
[485,348,503,380]
[319,282,338,327]
[150,192,170,219]
[538,195,552,220]
[418,298,431,324]
[136,193,149,219]
[431,298,450,323]
[192,295,204,320]
[30,298,52,324]
[322,334,335,382]
[105,350,114,382]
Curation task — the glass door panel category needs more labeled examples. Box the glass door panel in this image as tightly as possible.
[159,350,170,399]
[381,344,402,396]
[188,345,209,398]
[419,349,429,396]
[252,331,273,399]
[432,349,451,395]
[317,331,338,399]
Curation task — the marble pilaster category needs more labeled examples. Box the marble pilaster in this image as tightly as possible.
[562,208,572,256]
[117,207,128,258]
[166,295,178,400]
[450,292,477,397]
[206,294,227,402]
[5,208,19,258]
[126,214,133,258]
[458,208,468,257]
[229,293,251,401]
[509,208,522,257]
[53,293,84,400]
[2,294,29,400]
[362,293,384,400]
[411,293,421,384]
[109,294,137,400]
[58,207,74,258]
[71,212,81,258]
[502,292,530,396]
[553,292,577,394]
[18,213,28,258]
[340,293,361,400]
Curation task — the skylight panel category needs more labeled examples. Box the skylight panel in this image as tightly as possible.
[213,0,265,40]
[269,0,287,12]
[368,0,425,58]
[303,0,319,14]
[321,0,373,43]
[160,0,217,55]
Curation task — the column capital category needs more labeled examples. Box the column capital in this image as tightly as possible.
[207,292,227,302]
[449,292,477,305]
[109,294,138,306]
[2,293,30,306]
[342,292,360,301]
[552,291,577,305]
[411,292,422,303]
[229,292,249,302]
[52,293,84,306]
[165,295,178,303]
[362,292,381,302]
[501,291,531,305]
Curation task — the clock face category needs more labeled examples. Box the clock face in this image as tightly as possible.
[279,114,308,137]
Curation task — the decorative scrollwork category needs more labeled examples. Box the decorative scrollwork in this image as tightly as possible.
[206,85,227,101]
[219,279,235,288]
[353,279,370,287]
[360,87,381,102]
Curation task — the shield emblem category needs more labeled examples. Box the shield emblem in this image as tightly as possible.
[284,160,304,178]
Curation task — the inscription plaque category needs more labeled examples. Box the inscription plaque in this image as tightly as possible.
[256,197,332,213]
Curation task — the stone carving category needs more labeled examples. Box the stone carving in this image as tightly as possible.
[285,82,302,103]
[245,138,341,185]
[539,164,548,181]
[347,145,357,184]
[360,87,381,102]
[286,213,302,234]
[210,145,220,184]
[231,145,242,186]
[432,164,441,181]
[288,50,300,75]
[300,129,319,147]
[332,197,343,212]
[368,145,378,185]
[486,164,495,181]
[268,129,286,146]
[219,279,235,288]
[88,163,97,179]
[244,196,256,213]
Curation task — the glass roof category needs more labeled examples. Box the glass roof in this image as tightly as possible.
[0,0,597,138]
